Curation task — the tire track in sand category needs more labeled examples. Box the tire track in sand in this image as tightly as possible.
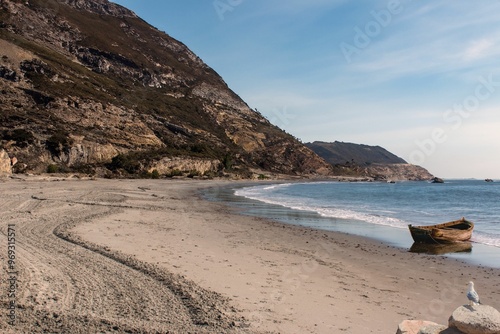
[0,180,256,333]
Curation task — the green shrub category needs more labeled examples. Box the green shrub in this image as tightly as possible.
[108,153,141,174]
[222,154,233,170]
[71,163,95,175]
[166,169,183,178]
[3,129,35,148]
[151,169,160,179]
[46,131,73,155]
[203,170,216,179]
[187,170,201,178]
[47,164,59,173]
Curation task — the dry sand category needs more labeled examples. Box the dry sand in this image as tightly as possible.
[1,177,499,333]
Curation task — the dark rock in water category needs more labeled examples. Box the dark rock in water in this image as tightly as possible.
[431,177,444,183]
[485,179,494,183]
[449,304,500,334]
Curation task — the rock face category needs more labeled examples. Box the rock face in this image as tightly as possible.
[449,305,500,334]
[0,0,332,177]
[364,163,433,181]
[0,149,12,177]
[148,157,221,176]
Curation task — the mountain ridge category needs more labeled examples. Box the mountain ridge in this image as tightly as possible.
[305,141,407,166]
[306,141,433,181]
[0,0,333,178]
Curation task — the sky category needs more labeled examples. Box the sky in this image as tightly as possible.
[111,0,500,179]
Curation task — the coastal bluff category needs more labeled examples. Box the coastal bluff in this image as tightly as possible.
[306,141,434,181]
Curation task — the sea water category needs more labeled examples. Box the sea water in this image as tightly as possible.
[204,179,500,267]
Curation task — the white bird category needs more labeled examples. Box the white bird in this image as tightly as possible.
[467,281,481,306]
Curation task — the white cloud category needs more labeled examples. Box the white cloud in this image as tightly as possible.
[464,39,495,61]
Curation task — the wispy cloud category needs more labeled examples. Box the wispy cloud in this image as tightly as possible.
[340,2,500,82]
[464,39,495,61]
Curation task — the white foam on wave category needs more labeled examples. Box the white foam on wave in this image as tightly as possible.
[236,183,291,196]
[472,232,500,248]
[314,207,408,229]
[236,184,500,248]
[235,185,408,229]
[261,183,293,191]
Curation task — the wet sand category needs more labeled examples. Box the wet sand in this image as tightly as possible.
[1,177,499,333]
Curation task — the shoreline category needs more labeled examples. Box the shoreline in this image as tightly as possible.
[206,180,500,269]
[1,177,499,333]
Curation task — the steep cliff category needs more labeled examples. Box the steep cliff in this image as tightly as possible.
[0,0,332,178]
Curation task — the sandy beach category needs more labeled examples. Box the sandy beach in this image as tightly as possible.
[1,177,499,333]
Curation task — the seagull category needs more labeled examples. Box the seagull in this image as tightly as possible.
[467,281,481,306]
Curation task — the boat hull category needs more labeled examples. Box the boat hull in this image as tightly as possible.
[408,218,474,244]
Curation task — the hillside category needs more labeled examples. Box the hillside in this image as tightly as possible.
[0,0,332,178]
[306,141,407,166]
[306,141,433,181]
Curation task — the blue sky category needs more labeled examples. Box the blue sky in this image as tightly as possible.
[111,0,500,179]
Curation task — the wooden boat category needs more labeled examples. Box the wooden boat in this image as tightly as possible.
[408,218,474,243]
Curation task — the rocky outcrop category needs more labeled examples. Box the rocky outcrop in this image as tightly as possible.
[396,320,444,334]
[395,320,464,334]
[64,0,138,18]
[364,163,433,181]
[148,157,221,176]
[449,305,500,334]
[398,304,500,334]
[432,177,445,184]
[307,141,434,181]
[58,142,120,166]
[418,324,463,334]
[0,149,12,177]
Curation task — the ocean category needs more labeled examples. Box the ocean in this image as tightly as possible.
[204,179,500,267]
